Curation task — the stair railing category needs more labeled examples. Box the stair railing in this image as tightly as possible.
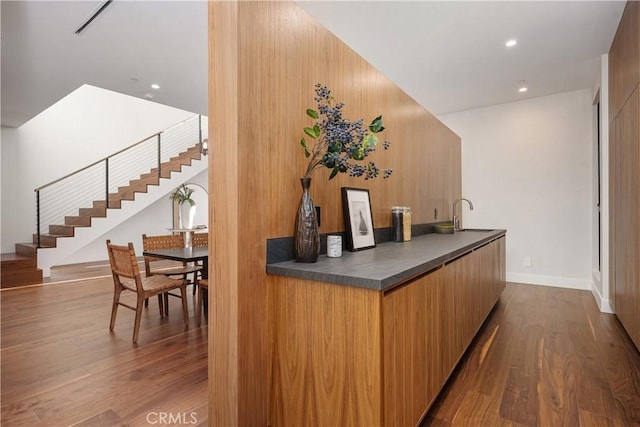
[34,114,208,248]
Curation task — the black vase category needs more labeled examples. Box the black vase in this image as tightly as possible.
[294,177,320,263]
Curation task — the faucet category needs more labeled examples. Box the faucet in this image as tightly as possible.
[452,198,474,231]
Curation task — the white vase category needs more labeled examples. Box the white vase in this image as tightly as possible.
[179,203,196,229]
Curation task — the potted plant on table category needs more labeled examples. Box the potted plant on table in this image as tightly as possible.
[294,83,393,263]
[171,184,196,229]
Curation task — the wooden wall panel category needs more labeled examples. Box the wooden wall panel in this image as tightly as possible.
[209,2,240,425]
[609,1,640,352]
[269,277,382,426]
[209,1,462,423]
[612,87,640,349]
[609,1,640,122]
[236,3,461,238]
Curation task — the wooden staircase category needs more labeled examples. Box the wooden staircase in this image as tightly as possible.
[1,144,204,289]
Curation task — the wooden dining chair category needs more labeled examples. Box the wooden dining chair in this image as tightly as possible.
[190,232,208,294]
[196,279,208,327]
[191,232,208,248]
[142,233,202,313]
[106,240,189,343]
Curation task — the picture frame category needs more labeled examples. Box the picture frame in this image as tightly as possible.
[341,187,376,251]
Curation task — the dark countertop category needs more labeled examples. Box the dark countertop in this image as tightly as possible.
[266,229,506,291]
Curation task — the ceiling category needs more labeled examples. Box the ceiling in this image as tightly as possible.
[1,0,208,128]
[299,1,626,115]
[1,1,625,128]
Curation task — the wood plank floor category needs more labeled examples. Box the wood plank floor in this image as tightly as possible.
[423,283,640,427]
[3,273,640,426]
[1,267,208,427]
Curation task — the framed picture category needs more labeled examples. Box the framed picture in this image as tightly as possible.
[341,187,376,251]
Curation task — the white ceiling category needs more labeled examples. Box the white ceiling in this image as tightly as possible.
[298,1,626,115]
[1,0,208,128]
[1,1,625,128]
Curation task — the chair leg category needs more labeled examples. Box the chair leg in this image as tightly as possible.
[196,285,203,327]
[192,271,198,295]
[144,298,149,308]
[163,293,169,316]
[180,285,189,328]
[110,287,122,330]
[157,294,164,317]
[132,295,145,343]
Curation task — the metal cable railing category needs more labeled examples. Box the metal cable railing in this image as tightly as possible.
[34,114,207,247]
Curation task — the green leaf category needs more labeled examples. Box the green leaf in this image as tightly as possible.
[313,124,321,138]
[304,127,317,139]
[329,166,339,180]
[322,153,336,168]
[306,109,319,119]
[369,115,385,133]
[300,139,311,157]
[350,147,364,161]
[328,142,341,153]
[362,134,378,149]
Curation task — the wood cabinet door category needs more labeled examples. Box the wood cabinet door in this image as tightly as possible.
[383,268,445,427]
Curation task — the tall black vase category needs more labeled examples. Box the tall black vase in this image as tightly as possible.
[294,177,320,263]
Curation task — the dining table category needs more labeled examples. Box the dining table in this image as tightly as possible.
[142,246,209,279]
[142,246,209,319]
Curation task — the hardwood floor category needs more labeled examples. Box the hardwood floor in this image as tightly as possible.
[3,274,640,426]
[423,283,640,427]
[1,267,208,426]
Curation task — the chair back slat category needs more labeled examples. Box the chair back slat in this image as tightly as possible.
[142,234,183,261]
[192,232,208,248]
[142,234,185,276]
[106,240,143,292]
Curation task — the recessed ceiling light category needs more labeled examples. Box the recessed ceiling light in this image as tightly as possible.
[151,84,160,90]
[505,39,517,47]
[518,86,528,93]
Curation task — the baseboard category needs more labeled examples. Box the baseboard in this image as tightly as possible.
[591,280,614,313]
[506,272,590,290]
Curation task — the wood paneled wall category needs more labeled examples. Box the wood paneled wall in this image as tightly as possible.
[609,0,640,351]
[208,2,461,424]
[609,1,640,122]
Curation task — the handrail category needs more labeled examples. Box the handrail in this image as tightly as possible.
[34,114,200,192]
[34,132,161,192]
[34,114,207,248]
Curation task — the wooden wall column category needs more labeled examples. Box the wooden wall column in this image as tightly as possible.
[209,1,241,425]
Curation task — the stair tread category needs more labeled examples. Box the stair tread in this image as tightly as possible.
[1,253,35,261]
[17,242,55,249]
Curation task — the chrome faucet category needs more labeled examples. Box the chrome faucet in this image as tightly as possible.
[452,198,474,231]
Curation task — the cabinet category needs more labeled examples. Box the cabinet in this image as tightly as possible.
[383,237,505,426]
[269,236,506,426]
[609,0,640,351]
[609,1,639,122]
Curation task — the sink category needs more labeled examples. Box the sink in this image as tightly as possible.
[434,223,454,234]
[435,225,494,234]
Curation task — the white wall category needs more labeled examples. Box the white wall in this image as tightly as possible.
[2,84,196,253]
[440,89,593,290]
[1,126,20,252]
